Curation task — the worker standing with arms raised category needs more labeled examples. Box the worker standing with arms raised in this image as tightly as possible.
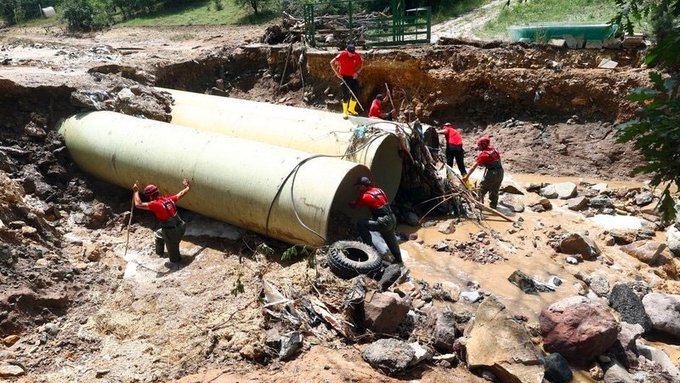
[132,179,191,264]
[350,176,402,264]
[463,136,503,209]
[330,43,363,119]
[437,122,467,176]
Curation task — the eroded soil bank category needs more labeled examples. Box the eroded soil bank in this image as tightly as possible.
[0,24,676,383]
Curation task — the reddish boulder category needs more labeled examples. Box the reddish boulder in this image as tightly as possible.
[539,296,619,365]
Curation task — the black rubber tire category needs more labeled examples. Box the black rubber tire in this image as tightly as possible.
[327,240,383,279]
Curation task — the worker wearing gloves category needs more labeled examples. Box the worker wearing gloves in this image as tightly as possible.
[350,176,402,264]
[463,136,504,209]
[133,178,191,264]
[437,122,467,177]
[330,43,363,119]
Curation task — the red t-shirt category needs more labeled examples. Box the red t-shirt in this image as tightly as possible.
[476,147,501,166]
[444,126,463,146]
[148,195,179,221]
[355,187,389,209]
[368,99,382,118]
[334,50,363,77]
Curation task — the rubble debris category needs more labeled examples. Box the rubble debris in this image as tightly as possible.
[540,296,619,365]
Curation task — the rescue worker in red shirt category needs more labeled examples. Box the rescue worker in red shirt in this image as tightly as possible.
[330,43,363,119]
[368,93,392,120]
[437,122,467,176]
[350,176,402,264]
[463,136,504,209]
[132,178,191,264]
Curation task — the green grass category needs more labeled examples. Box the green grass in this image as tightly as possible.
[479,0,626,39]
[433,0,495,24]
[118,0,278,27]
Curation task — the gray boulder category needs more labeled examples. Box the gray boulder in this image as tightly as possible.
[641,293,680,337]
[603,361,635,383]
[567,196,589,211]
[362,338,431,374]
[635,191,654,206]
[433,310,460,352]
[540,183,577,199]
[666,224,680,257]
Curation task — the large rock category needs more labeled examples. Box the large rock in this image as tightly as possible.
[567,196,589,211]
[0,364,25,377]
[609,322,644,368]
[666,224,680,256]
[543,353,573,383]
[362,338,431,374]
[608,283,652,332]
[466,296,544,383]
[540,183,577,199]
[590,196,614,209]
[609,229,637,245]
[620,241,666,265]
[500,184,524,195]
[558,233,600,260]
[635,191,654,206]
[499,195,525,213]
[363,292,410,334]
[641,293,680,337]
[603,361,634,383]
[540,296,620,365]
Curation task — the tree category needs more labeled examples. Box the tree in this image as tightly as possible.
[614,0,680,222]
[234,0,270,15]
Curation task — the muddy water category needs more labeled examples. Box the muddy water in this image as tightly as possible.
[400,171,680,380]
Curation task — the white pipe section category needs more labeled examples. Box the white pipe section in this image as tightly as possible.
[159,88,403,199]
[58,111,371,246]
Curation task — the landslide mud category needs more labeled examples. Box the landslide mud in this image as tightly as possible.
[0,25,671,383]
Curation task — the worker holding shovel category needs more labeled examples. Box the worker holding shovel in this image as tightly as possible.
[132,179,191,264]
[330,43,363,119]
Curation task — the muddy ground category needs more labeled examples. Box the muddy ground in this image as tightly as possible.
[0,22,677,383]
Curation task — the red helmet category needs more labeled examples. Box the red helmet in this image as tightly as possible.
[143,184,159,197]
[476,136,491,148]
[443,122,454,128]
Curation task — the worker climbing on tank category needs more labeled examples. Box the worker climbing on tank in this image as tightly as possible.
[463,136,504,209]
[330,42,363,119]
[368,93,393,120]
[437,122,467,177]
[132,178,191,264]
[349,176,403,264]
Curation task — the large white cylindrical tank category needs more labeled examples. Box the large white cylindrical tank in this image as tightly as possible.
[159,88,403,199]
[58,111,370,246]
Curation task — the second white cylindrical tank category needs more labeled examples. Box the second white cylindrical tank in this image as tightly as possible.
[160,88,403,199]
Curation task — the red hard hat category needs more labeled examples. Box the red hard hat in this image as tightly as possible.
[143,184,159,196]
[476,136,491,147]
[443,122,454,128]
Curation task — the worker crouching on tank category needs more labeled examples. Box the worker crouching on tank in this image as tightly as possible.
[349,176,402,264]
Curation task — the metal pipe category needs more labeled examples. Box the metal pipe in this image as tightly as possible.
[58,111,371,247]
[159,88,403,199]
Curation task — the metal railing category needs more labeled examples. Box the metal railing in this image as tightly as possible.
[303,0,431,48]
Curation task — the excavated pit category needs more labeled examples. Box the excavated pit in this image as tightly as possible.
[1,25,674,382]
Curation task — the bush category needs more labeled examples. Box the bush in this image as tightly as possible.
[1,0,43,25]
[60,0,111,31]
